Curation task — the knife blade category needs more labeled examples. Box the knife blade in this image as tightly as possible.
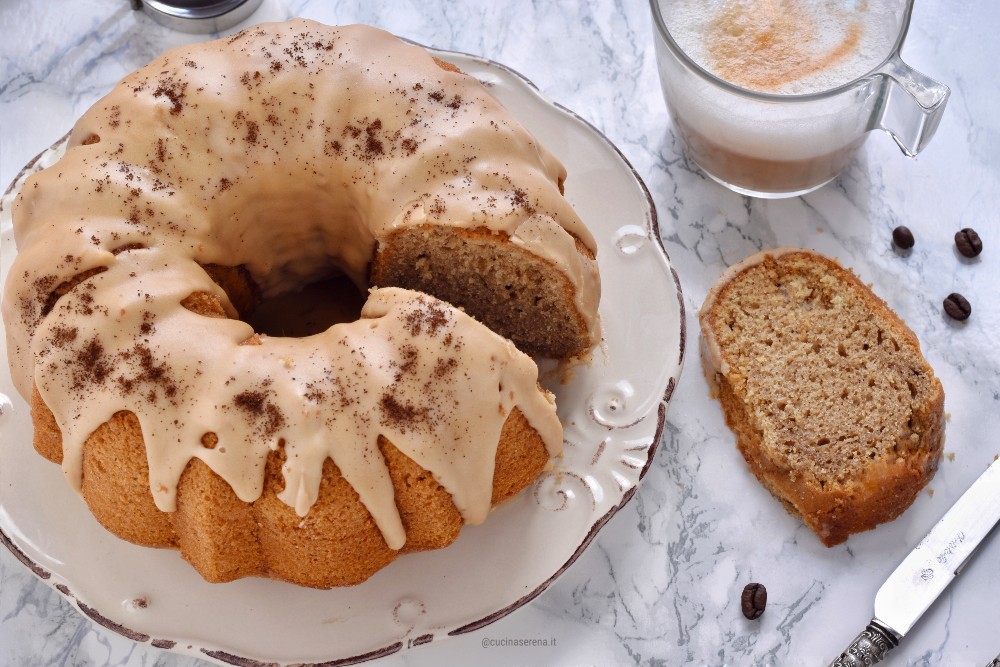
[829,456,1000,666]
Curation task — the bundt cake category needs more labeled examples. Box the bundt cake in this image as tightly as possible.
[699,248,944,546]
[1,20,601,587]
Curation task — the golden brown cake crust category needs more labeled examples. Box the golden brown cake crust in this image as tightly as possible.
[700,249,945,546]
[31,389,549,587]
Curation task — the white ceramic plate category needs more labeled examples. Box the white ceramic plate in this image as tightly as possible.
[0,47,685,666]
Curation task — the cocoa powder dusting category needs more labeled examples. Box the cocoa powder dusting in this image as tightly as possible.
[40,267,108,318]
[50,323,180,401]
[72,337,113,389]
[245,121,259,145]
[235,390,266,413]
[152,78,187,115]
[403,301,450,337]
[303,383,326,404]
[510,187,536,215]
[365,131,384,156]
[427,90,462,109]
[110,243,145,255]
[25,274,59,324]
[48,325,79,348]
[433,356,458,379]
[234,390,286,438]
[115,343,178,399]
[380,392,430,432]
[429,197,446,217]
[393,344,419,382]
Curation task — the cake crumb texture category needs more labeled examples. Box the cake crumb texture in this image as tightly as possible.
[700,249,944,546]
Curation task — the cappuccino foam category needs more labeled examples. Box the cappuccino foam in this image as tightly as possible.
[665,0,901,94]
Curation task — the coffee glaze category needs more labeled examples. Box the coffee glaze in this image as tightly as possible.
[1,20,584,549]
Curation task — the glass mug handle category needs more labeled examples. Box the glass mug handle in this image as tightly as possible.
[871,53,950,157]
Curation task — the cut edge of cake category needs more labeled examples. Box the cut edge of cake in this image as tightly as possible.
[699,247,945,546]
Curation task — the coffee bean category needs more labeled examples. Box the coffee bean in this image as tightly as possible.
[892,225,915,250]
[955,228,983,257]
[943,293,972,321]
[741,582,767,620]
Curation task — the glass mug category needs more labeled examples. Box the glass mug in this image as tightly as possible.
[650,0,950,198]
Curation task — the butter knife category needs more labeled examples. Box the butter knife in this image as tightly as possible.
[830,456,1000,666]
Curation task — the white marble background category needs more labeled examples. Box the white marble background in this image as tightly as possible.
[2,0,999,665]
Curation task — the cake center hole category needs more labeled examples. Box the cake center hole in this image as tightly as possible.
[246,275,365,337]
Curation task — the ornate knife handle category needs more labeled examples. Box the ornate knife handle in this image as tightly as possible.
[829,620,901,667]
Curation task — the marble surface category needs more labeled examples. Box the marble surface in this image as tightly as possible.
[1,0,998,665]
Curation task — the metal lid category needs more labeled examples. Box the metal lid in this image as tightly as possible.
[135,0,265,34]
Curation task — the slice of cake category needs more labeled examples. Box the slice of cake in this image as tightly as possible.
[699,248,944,546]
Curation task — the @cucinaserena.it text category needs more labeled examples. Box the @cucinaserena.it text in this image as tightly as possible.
[482,637,557,648]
